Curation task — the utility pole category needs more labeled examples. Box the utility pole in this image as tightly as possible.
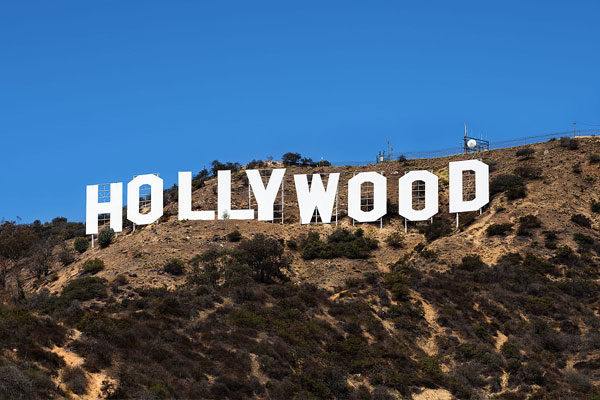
[573,122,576,137]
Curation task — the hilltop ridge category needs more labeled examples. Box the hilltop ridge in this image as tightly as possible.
[1,136,600,399]
[46,136,600,292]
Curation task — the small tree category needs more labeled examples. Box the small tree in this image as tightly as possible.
[238,234,289,283]
[385,231,404,248]
[30,241,55,279]
[74,237,89,254]
[516,147,535,159]
[59,245,75,266]
[82,258,105,275]
[571,214,591,228]
[163,258,184,275]
[282,152,302,165]
[0,222,36,288]
[98,228,114,249]
[226,230,242,242]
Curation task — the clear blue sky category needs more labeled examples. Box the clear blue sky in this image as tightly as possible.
[1,1,598,223]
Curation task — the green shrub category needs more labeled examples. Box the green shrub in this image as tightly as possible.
[554,245,577,266]
[573,233,599,255]
[543,231,558,249]
[210,160,241,175]
[490,174,526,199]
[418,219,452,242]
[227,309,266,329]
[112,274,128,287]
[523,253,555,275]
[384,272,410,301]
[247,159,266,169]
[286,237,299,250]
[239,234,290,282]
[573,232,594,245]
[163,258,185,275]
[458,343,477,359]
[589,154,600,164]
[0,365,38,399]
[560,137,579,150]
[62,366,88,395]
[515,147,535,159]
[419,248,437,259]
[81,258,104,275]
[487,223,513,236]
[385,231,404,248]
[569,138,580,150]
[458,254,487,271]
[282,152,302,165]
[191,168,209,189]
[571,214,591,228]
[517,215,541,236]
[98,227,114,249]
[149,383,167,399]
[59,246,75,266]
[565,370,592,393]
[61,277,107,301]
[301,229,378,260]
[514,165,542,180]
[226,230,242,242]
[506,185,526,200]
[74,237,89,254]
[458,211,478,229]
[473,324,489,340]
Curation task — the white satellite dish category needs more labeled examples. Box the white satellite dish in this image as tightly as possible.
[467,139,477,149]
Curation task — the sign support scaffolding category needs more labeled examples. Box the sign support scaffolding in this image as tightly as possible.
[248,169,285,223]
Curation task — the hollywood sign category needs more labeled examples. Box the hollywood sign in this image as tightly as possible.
[86,160,489,235]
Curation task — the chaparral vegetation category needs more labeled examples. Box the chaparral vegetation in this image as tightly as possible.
[0,141,600,399]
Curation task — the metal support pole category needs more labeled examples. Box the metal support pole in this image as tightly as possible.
[404,218,407,233]
[91,235,94,248]
[335,189,338,226]
[281,179,284,224]
[456,213,459,228]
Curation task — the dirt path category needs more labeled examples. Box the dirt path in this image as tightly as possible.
[46,329,116,399]
[412,291,443,356]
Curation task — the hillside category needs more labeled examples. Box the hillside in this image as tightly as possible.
[2,136,600,399]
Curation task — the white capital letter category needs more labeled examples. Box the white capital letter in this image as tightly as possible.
[348,172,387,222]
[127,174,163,225]
[86,183,123,235]
[178,172,215,220]
[294,173,340,224]
[247,169,285,221]
[398,171,438,221]
[218,170,254,220]
[449,160,489,213]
